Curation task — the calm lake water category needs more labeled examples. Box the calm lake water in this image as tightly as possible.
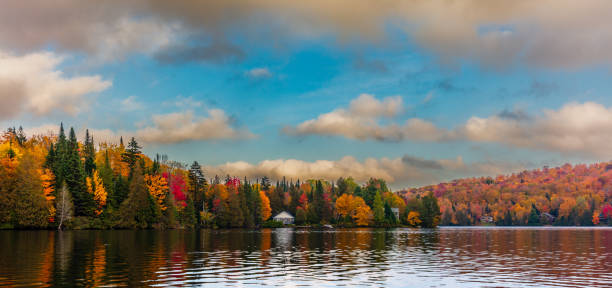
[0,227,611,287]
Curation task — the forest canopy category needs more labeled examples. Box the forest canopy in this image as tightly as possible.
[0,125,439,229]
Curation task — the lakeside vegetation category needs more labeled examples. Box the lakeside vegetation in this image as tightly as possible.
[3,124,611,230]
[0,125,440,230]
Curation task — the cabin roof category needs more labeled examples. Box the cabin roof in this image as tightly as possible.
[273,211,294,219]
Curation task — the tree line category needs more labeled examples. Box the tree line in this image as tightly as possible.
[0,125,440,229]
[402,162,612,226]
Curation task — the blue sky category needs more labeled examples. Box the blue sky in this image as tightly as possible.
[2,1,612,189]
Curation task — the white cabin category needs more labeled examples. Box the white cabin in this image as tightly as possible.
[273,211,294,225]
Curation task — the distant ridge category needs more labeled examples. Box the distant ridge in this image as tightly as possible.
[399,162,612,226]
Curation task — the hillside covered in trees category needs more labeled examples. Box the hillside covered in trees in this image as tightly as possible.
[4,124,610,230]
[0,125,439,230]
[401,162,612,226]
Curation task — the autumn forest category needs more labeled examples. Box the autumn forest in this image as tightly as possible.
[1,125,611,230]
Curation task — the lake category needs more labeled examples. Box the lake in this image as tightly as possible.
[0,227,611,287]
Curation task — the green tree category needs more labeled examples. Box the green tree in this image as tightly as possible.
[119,165,160,228]
[66,127,95,217]
[295,207,307,224]
[188,161,207,222]
[98,151,114,205]
[83,129,96,177]
[384,201,396,224]
[226,190,245,227]
[528,206,540,226]
[121,137,142,175]
[180,198,197,229]
[373,191,385,225]
[419,192,441,228]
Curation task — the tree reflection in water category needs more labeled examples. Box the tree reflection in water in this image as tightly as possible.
[0,228,610,287]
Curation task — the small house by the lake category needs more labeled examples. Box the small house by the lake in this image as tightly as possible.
[391,208,399,220]
[273,211,294,225]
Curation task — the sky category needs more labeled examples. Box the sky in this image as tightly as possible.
[2,1,612,189]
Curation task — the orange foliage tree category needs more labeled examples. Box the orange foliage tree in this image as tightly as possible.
[145,174,168,211]
[260,190,272,221]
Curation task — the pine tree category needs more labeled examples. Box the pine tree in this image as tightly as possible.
[180,198,197,229]
[384,201,396,224]
[188,161,207,220]
[295,207,307,225]
[373,191,385,225]
[419,192,441,228]
[121,137,142,175]
[119,165,160,228]
[98,150,114,206]
[66,127,95,217]
[151,154,161,174]
[227,189,245,227]
[112,175,129,208]
[16,126,26,146]
[528,206,540,226]
[83,129,96,176]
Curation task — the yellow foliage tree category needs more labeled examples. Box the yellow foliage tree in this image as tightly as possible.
[87,171,107,216]
[145,174,168,211]
[407,211,422,227]
[40,168,56,221]
[354,204,373,226]
[335,194,354,218]
[260,190,272,221]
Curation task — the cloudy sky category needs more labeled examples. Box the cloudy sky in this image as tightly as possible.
[3,1,612,189]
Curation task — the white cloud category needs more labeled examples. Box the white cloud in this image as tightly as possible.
[286,95,612,157]
[202,155,525,189]
[461,102,612,157]
[284,94,450,141]
[246,67,272,79]
[24,107,255,145]
[120,96,143,112]
[135,109,255,144]
[0,50,111,119]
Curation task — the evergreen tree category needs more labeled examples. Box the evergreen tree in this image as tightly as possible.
[119,165,160,228]
[384,201,396,224]
[295,207,307,224]
[269,185,283,214]
[15,126,26,146]
[419,192,441,228]
[528,206,540,226]
[226,190,244,227]
[188,161,207,221]
[373,191,385,225]
[121,137,142,174]
[83,129,96,176]
[65,127,95,216]
[249,183,262,226]
[180,198,197,229]
[240,182,254,228]
[112,175,129,208]
[151,154,161,175]
[261,176,271,191]
[98,151,114,206]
